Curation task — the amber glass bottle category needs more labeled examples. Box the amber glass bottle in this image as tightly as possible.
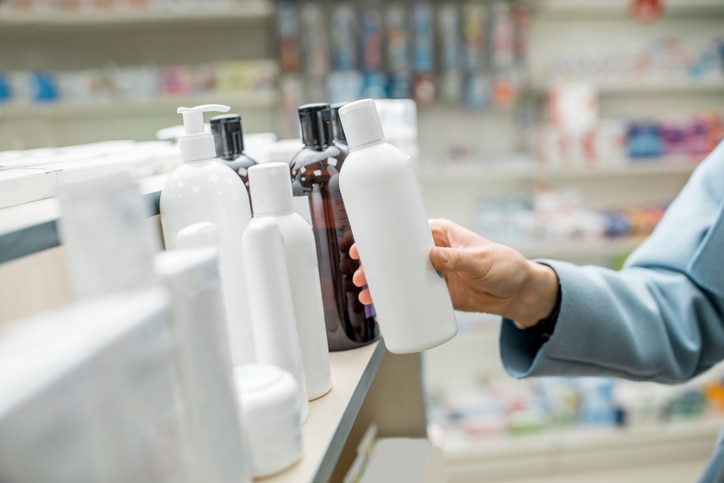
[210,114,257,192]
[290,103,379,351]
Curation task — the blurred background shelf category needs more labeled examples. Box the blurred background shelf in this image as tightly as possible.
[0,92,279,120]
[0,2,273,30]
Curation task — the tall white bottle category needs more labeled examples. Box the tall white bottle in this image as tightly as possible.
[338,99,458,353]
[247,162,332,400]
[241,217,309,420]
[159,104,254,365]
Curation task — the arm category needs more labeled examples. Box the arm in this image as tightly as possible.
[503,141,724,383]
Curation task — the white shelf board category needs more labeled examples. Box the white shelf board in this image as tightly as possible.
[535,0,724,18]
[531,82,724,96]
[0,3,273,29]
[514,237,645,261]
[441,417,724,481]
[0,91,279,120]
[417,161,698,184]
[264,341,386,483]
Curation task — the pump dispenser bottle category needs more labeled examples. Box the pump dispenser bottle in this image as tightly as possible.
[339,98,458,353]
[247,162,332,400]
[159,104,255,366]
[290,103,380,351]
[210,114,257,192]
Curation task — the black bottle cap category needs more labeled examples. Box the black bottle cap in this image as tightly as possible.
[331,102,348,143]
[298,103,333,148]
[210,114,244,160]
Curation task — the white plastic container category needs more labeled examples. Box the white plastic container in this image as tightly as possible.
[241,216,309,419]
[154,244,253,483]
[338,98,458,353]
[247,162,332,400]
[160,104,254,365]
[233,364,303,478]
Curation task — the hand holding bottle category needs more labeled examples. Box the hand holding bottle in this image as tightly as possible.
[351,218,560,330]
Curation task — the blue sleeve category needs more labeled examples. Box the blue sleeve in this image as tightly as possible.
[500,140,724,384]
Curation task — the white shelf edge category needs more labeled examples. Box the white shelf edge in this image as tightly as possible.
[0,91,279,120]
[268,341,386,483]
[514,237,646,261]
[417,161,698,184]
[0,3,273,27]
[441,417,724,480]
[529,82,724,96]
[534,0,724,19]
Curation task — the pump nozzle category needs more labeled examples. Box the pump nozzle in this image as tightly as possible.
[176,104,231,163]
[177,104,231,135]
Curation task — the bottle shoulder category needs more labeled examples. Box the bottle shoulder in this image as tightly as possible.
[162,159,249,198]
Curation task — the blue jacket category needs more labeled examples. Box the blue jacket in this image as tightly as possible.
[500,140,724,481]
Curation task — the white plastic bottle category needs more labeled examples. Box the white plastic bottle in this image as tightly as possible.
[154,243,253,483]
[338,98,458,353]
[241,217,309,420]
[159,104,254,365]
[247,162,332,400]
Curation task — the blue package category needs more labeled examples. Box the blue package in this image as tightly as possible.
[0,72,12,103]
[411,1,435,74]
[362,71,388,99]
[627,121,662,159]
[388,72,412,99]
[32,71,58,103]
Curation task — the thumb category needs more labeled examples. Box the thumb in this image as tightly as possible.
[430,246,457,273]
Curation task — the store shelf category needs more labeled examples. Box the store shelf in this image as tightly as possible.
[535,0,724,19]
[417,161,699,185]
[0,3,273,31]
[0,174,166,263]
[515,237,646,261]
[441,417,724,482]
[269,341,385,483]
[0,91,279,121]
[530,82,724,96]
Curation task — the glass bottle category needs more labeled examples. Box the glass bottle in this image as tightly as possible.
[290,103,379,351]
[210,113,258,192]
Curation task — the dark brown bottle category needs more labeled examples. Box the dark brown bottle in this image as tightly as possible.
[210,114,257,193]
[290,103,379,351]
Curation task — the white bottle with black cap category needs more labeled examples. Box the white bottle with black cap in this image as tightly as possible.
[338,98,458,353]
[246,162,332,400]
[160,104,255,366]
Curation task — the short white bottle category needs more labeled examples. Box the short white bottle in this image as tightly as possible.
[247,162,332,400]
[338,98,458,353]
[241,217,309,420]
[159,104,254,366]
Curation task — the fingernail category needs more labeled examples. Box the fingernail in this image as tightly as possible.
[439,248,450,264]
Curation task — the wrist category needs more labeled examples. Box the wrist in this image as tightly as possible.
[507,261,560,329]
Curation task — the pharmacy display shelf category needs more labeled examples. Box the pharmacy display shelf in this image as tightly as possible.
[0,91,279,121]
[417,160,698,185]
[535,0,724,19]
[0,2,273,31]
[530,82,724,96]
[271,341,385,483]
[514,236,646,261]
[440,417,724,482]
[0,174,166,263]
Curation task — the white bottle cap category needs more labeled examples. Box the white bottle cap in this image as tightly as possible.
[234,364,303,478]
[338,98,386,150]
[176,104,230,163]
[248,162,294,216]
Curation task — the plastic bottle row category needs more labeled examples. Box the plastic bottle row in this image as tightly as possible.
[0,98,458,481]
